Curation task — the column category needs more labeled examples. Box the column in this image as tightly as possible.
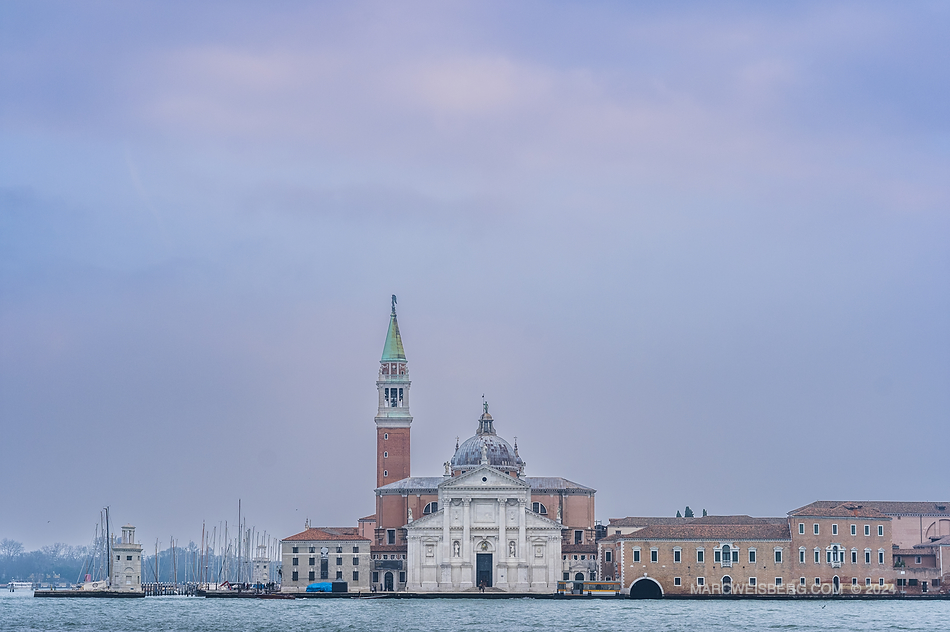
[498,498,508,588]
[518,499,527,560]
[462,499,471,562]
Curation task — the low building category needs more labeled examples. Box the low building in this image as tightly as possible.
[280,527,371,593]
[894,535,950,595]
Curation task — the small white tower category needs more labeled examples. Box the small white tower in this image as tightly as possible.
[111,525,143,592]
[252,544,270,586]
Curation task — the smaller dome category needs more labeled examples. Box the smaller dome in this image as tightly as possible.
[450,409,524,476]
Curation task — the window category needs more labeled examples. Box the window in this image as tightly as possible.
[399,572,406,583]
[532,502,547,515]
[832,524,838,536]
[563,572,570,581]
[879,578,884,586]
[878,550,885,565]
[309,557,315,566]
[851,524,856,536]
[575,531,583,545]
[383,451,388,458]
[372,571,379,583]
[799,523,805,534]
[916,556,922,565]
[336,546,343,554]
[748,549,756,563]
[353,557,359,565]
[775,577,783,586]
[749,577,757,587]
[814,524,820,535]
[799,548,806,564]
[292,571,298,581]
[383,470,388,477]
[383,433,388,440]
[697,577,705,586]
[387,529,396,545]
[814,549,820,564]
[581,555,586,560]
[292,547,299,554]
[423,502,438,514]
[127,555,133,561]
[774,549,783,563]
[321,559,329,579]
[308,570,315,581]
[633,548,641,563]
[851,549,857,564]
[865,549,871,564]
[814,578,820,586]
[800,577,806,586]
[292,557,299,566]
[878,525,884,536]
[650,548,658,563]
[673,548,681,563]
[353,571,359,581]
[353,546,360,554]
[865,578,871,586]
[696,548,704,563]
[864,525,870,536]
[605,551,612,563]
[309,546,315,554]
[336,571,343,580]
[851,578,857,586]
[674,577,682,586]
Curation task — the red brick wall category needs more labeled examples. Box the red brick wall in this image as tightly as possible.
[377,426,410,488]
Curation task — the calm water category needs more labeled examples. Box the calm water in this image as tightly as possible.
[1,592,947,632]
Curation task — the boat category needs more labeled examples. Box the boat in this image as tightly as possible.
[8,581,33,593]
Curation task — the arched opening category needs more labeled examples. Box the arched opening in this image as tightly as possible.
[574,572,584,581]
[532,502,547,515]
[423,502,438,515]
[629,577,663,599]
[722,575,732,594]
[833,576,840,595]
[384,572,394,591]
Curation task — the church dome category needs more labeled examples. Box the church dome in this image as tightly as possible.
[450,408,524,476]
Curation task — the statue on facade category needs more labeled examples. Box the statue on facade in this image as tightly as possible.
[444,461,452,476]
[453,541,460,558]
[509,540,516,558]
[407,507,413,523]
[556,505,562,523]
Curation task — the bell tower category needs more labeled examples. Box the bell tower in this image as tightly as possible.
[375,295,412,488]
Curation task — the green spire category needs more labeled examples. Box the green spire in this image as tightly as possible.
[381,305,406,362]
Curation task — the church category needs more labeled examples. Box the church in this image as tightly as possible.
[359,299,598,592]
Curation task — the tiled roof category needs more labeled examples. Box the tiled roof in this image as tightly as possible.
[608,517,694,527]
[914,535,950,548]
[561,544,597,553]
[790,501,949,516]
[359,514,377,522]
[788,502,889,519]
[282,527,369,542]
[894,548,935,556]
[377,477,442,491]
[377,475,594,493]
[370,544,408,553]
[619,523,791,541]
[690,515,787,525]
[527,477,595,492]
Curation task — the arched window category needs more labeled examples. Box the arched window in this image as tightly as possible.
[532,502,547,515]
[423,502,438,515]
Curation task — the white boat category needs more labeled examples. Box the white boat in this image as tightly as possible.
[8,581,33,592]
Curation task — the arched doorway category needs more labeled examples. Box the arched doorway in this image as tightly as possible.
[384,572,394,591]
[629,577,663,599]
[574,572,584,581]
[833,576,840,595]
[722,575,732,594]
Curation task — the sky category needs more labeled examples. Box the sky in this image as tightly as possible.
[1,1,948,550]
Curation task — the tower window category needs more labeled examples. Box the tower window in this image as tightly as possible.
[383,451,388,458]
[383,470,388,477]
[383,433,388,440]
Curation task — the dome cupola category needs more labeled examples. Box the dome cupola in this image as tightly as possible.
[450,400,525,477]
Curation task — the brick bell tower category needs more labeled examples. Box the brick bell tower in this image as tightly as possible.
[375,295,412,488]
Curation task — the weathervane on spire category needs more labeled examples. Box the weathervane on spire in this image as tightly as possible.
[391,294,397,314]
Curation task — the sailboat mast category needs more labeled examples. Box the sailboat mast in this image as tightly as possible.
[105,506,112,586]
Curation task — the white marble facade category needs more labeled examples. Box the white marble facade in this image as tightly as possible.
[405,466,562,592]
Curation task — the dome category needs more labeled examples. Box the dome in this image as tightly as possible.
[450,410,525,476]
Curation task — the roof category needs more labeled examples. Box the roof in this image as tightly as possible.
[608,517,694,527]
[282,527,369,542]
[894,548,936,556]
[561,544,598,554]
[381,311,406,362]
[359,514,377,522]
[914,535,950,548]
[691,515,788,525]
[376,475,594,493]
[619,522,791,541]
[370,544,408,553]
[788,502,890,519]
[790,501,949,517]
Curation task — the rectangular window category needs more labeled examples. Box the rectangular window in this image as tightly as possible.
[866,578,871,586]
[674,577,681,586]
[814,578,820,586]
[292,571,298,581]
[879,578,884,586]
[292,547,299,554]
[775,577,783,586]
[308,570,315,581]
[336,546,343,554]
[864,525,870,536]
[353,546,360,554]
[563,572,570,581]
[852,577,857,586]
[605,551,612,563]
[321,559,329,580]
[633,549,641,563]
[336,570,343,580]
[774,550,783,563]
[732,551,739,563]
[575,531,583,544]
[292,557,299,566]
[865,551,871,564]
[832,524,838,536]
[851,550,857,564]
[916,556,922,564]
[826,551,832,564]
[715,550,721,563]
[748,550,756,563]
[696,549,704,563]
[353,571,359,582]
[353,557,359,566]
[309,546,315,554]
[399,571,406,583]
[372,571,379,583]
[126,555,132,561]
[650,549,658,563]
[851,524,856,536]
[749,577,757,586]
[814,524,820,535]
[309,557,315,566]
[800,577,806,586]
[814,550,820,564]
[387,529,396,545]
[336,557,343,566]
[799,549,805,564]
[799,523,805,534]
[673,549,681,563]
[697,577,705,586]
[878,551,885,565]
[878,525,884,536]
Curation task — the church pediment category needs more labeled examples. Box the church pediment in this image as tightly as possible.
[439,465,529,491]
[404,508,443,530]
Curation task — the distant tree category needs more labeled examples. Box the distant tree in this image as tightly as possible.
[684,507,694,518]
[702,509,707,517]
[0,539,24,557]
[676,510,682,518]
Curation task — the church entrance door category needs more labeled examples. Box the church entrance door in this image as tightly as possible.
[384,572,394,591]
[476,553,493,588]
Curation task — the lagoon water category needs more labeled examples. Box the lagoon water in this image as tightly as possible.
[1,592,948,632]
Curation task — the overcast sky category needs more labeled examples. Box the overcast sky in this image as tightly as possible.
[1,1,948,550]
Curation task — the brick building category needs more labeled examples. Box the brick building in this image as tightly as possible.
[279,526,371,593]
